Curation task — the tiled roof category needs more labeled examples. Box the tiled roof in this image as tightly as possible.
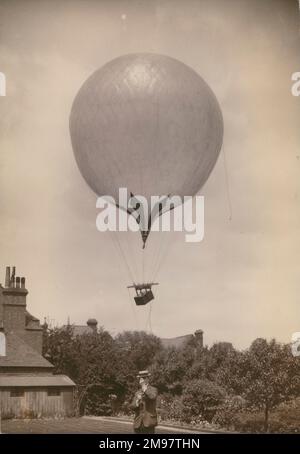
[161,334,194,349]
[0,374,75,387]
[0,332,53,368]
[25,311,42,330]
[25,311,39,323]
[25,320,41,330]
[61,325,94,336]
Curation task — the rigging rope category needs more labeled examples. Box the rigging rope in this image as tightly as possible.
[109,230,136,284]
[127,287,139,330]
[149,230,166,283]
[151,232,172,282]
[146,301,153,334]
[122,229,140,283]
[146,234,160,283]
[142,248,145,283]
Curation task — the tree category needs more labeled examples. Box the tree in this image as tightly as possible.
[42,324,79,379]
[43,324,122,415]
[207,342,236,377]
[220,338,300,431]
[115,331,162,371]
[43,326,162,415]
[114,331,162,398]
[151,345,196,394]
[185,343,236,383]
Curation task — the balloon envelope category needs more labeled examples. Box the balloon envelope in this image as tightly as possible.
[70,53,223,225]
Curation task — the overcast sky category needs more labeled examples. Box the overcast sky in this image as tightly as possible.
[0,0,300,349]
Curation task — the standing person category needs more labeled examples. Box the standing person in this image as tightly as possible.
[131,370,158,434]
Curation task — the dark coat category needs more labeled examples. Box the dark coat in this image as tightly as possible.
[130,385,158,428]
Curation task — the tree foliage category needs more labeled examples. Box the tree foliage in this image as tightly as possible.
[182,379,227,422]
[42,324,300,431]
[215,338,300,431]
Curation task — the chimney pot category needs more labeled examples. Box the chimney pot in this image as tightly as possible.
[87,318,98,332]
[5,267,11,287]
[21,277,26,289]
[16,277,20,288]
[10,266,16,288]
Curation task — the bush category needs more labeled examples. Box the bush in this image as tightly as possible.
[231,411,266,433]
[84,389,113,416]
[266,399,300,433]
[224,399,300,433]
[156,393,214,429]
[213,395,246,428]
[181,379,226,423]
[157,393,184,422]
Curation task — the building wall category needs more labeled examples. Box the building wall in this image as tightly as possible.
[21,330,43,355]
[0,388,74,419]
[0,286,4,328]
[3,301,26,331]
[1,283,43,354]
[0,332,5,356]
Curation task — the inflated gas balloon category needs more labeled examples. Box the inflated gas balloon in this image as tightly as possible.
[70,53,223,245]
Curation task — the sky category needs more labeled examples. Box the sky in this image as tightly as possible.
[0,0,300,349]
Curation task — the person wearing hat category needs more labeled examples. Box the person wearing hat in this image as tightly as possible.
[130,370,158,434]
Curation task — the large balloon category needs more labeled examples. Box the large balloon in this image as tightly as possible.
[70,53,223,244]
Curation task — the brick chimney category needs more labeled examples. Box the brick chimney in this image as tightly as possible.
[194,329,204,348]
[2,266,28,331]
[1,266,43,354]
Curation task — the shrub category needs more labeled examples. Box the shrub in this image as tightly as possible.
[213,395,246,428]
[157,393,184,422]
[181,379,226,423]
[231,411,266,433]
[267,399,300,433]
[226,399,300,433]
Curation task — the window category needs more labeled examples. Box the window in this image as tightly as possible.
[10,389,25,397]
[47,388,61,397]
[0,332,6,356]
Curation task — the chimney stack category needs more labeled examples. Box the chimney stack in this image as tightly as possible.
[10,266,16,288]
[5,267,10,287]
[87,318,98,333]
[3,267,27,292]
[2,266,28,332]
[194,329,204,348]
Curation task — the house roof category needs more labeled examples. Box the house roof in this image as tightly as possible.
[25,311,39,323]
[0,374,75,387]
[161,334,194,349]
[25,311,42,331]
[61,325,95,336]
[0,331,53,368]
